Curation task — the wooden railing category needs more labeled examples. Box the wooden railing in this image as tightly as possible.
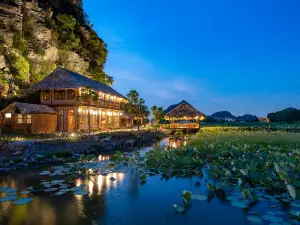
[160,123,200,129]
[77,97,120,109]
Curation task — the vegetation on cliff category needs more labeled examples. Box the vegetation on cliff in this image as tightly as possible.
[0,0,111,100]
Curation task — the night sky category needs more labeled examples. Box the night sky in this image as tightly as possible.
[84,0,300,116]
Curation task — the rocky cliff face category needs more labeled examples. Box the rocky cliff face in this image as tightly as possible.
[0,0,110,98]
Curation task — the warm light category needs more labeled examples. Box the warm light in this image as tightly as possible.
[120,112,123,116]
[78,108,82,113]
[107,111,112,116]
[200,115,206,121]
[5,113,11,118]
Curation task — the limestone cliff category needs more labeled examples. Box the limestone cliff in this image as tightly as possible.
[0,0,111,98]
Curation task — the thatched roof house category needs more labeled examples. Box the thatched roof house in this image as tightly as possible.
[30,67,127,99]
[164,100,205,120]
[1,102,57,134]
[7,102,57,115]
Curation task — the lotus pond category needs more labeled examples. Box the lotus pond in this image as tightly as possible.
[0,129,300,225]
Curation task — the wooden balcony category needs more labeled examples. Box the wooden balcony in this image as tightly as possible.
[77,97,120,110]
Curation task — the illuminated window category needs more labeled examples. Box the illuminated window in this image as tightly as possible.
[26,115,31,124]
[67,89,76,100]
[17,114,23,124]
[5,113,11,118]
[54,90,66,100]
[42,90,50,100]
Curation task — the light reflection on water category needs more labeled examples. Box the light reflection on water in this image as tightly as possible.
[0,138,255,225]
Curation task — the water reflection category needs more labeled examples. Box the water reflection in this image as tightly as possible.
[169,137,187,148]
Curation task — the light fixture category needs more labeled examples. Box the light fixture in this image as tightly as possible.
[5,113,11,118]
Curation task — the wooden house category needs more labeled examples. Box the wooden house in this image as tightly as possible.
[28,67,132,133]
[162,100,205,130]
[0,102,57,134]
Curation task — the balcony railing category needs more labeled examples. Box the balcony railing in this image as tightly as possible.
[77,97,120,109]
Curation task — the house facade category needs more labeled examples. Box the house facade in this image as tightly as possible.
[0,67,133,134]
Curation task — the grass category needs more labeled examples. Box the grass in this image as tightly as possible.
[192,127,300,147]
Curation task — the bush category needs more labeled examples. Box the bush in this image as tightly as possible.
[13,55,30,81]
[31,38,45,55]
[13,34,28,55]
[30,60,56,83]
[53,14,80,51]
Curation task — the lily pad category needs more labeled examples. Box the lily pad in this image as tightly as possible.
[44,188,59,192]
[231,201,248,209]
[247,216,263,224]
[173,204,185,213]
[39,171,51,175]
[191,195,208,201]
[262,215,283,223]
[0,196,18,202]
[74,190,89,196]
[13,198,34,205]
[289,211,300,219]
[20,190,31,195]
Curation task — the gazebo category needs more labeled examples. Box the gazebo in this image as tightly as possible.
[163,100,205,130]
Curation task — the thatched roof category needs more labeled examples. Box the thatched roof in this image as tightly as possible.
[7,102,57,115]
[164,100,204,119]
[30,67,127,100]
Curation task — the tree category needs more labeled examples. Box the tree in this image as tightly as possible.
[150,105,164,125]
[126,90,149,131]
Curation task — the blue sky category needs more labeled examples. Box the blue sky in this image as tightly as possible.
[84,0,300,117]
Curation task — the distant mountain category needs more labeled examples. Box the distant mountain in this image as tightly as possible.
[267,108,300,122]
[237,114,258,122]
[210,111,236,121]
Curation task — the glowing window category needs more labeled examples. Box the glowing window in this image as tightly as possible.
[26,115,32,124]
[5,113,11,118]
[17,114,23,124]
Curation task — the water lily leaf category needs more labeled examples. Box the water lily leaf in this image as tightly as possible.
[13,198,34,205]
[231,201,248,208]
[0,196,18,202]
[51,180,65,185]
[20,190,31,195]
[173,204,185,213]
[287,185,297,199]
[191,195,207,201]
[247,216,263,224]
[44,188,59,192]
[70,187,82,192]
[74,190,89,196]
[238,178,242,186]
[240,169,247,176]
[262,215,283,223]
[5,188,18,193]
[291,202,300,207]
[289,211,300,219]
[39,171,51,175]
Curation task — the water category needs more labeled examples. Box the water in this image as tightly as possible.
[0,138,292,225]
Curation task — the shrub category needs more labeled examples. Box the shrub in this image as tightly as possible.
[13,34,28,56]
[30,60,56,83]
[13,55,30,81]
[53,14,80,51]
[31,38,45,55]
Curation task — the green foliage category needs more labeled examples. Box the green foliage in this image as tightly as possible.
[9,54,30,81]
[268,107,300,122]
[13,34,28,55]
[126,90,149,130]
[53,14,80,51]
[31,38,45,55]
[151,106,165,124]
[30,60,56,83]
